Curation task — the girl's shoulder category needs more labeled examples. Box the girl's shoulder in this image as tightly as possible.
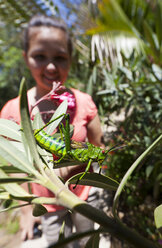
[71,88,94,104]
[0,95,20,122]
[0,87,35,121]
[71,88,97,121]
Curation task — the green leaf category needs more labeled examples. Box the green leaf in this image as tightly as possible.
[33,112,44,130]
[58,222,65,241]
[10,141,25,153]
[0,165,24,174]
[0,203,30,213]
[2,199,13,208]
[0,136,35,174]
[0,177,32,184]
[85,233,100,248]
[143,20,159,56]
[86,75,93,96]
[0,118,22,142]
[154,204,162,230]
[0,191,10,200]
[145,165,153,178]
[68,172,119,191]
[32,197,57,205]
[0,169,34,199]
[19,78,44,173]
[21,131,33,165]
[33,204,47,217]
[112,134,162,219]
[155,1,162,48]
[87,0,140,38]
[46,100,68,134]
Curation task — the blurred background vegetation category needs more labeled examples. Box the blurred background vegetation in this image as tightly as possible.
[0,0,161,246]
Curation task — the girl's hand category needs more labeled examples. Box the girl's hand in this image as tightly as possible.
[20,205,41,241]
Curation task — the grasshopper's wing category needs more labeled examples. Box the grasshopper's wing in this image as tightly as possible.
[71,140,88,149]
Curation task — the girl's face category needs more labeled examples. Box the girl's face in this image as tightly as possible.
[24,26,71,95]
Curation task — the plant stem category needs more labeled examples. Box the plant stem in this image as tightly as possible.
[40,167,159,248]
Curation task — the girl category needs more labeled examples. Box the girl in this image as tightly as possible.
[0,15,104,248]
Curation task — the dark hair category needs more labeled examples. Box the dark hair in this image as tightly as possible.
[23,15,73,56]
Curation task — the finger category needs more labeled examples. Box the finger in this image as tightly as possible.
[21,229,27,241]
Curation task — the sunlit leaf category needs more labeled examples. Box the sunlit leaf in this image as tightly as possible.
[0,191,10,200]
[46,100,68,134]
[154,204,162,230]
[33,112,44,130]
[0,118,22,141]
[87,0,140,38]
[0,136,35,174]
[68,172,119,191]
[19,78,44,172]
[0,169,34,199]
[58,222,65,241]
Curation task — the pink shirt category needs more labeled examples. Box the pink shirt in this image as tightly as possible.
[0,88,97,211]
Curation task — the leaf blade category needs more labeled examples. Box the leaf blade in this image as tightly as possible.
[68,172,119,191]
[0,119,22,141]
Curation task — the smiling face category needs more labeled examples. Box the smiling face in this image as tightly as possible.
[24,26,71,96]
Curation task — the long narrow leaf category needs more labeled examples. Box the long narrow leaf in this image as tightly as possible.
[112,134,162,218]
[0,118,22,141]
[19,78,45,173]
[154,204,162,230]
[0,177,32,184]
[0,165,24,174]
[46,100,68,134]
[0,191,10,200]
[0,169,34,198]
[33,112,44,130]
[68,172,119,191]
[155,1,162,47]
[0,203,30,213]
[143,20,159,53]
[0,136,35,174]
[48,229,104,248]
[85,233,100,248]
[87,0,140,38]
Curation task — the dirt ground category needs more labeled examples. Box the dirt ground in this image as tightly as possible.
[0,229,21,248]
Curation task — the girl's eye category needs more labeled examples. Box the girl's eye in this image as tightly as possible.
[55,56,66,62]
[34,54,46,60]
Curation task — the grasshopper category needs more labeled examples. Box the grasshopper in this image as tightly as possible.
[34,114,115,184]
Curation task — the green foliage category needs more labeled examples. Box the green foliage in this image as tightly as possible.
[84,51,162,242]
[68,172,119,191]
[0,209,19,234]
[0,79,161,247]
[0,0,61,109]
[0,0,161,246]
[0,0,56,26]
[70,1,162,243]
[0,24,34,109]
[154,204,162,230]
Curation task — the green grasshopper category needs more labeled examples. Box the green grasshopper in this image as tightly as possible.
[34,114,115,184]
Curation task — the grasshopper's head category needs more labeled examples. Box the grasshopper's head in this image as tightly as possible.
[97,149,109,164]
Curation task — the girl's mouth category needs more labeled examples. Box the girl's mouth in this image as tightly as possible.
[44,75,59,83]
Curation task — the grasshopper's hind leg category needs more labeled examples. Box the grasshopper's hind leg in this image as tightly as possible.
[59,114,71,153]
[73,159,92,189]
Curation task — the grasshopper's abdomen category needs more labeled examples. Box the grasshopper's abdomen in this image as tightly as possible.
[34,130,66,157]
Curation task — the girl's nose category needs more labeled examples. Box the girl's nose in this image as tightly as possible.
[46,62,56,72]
